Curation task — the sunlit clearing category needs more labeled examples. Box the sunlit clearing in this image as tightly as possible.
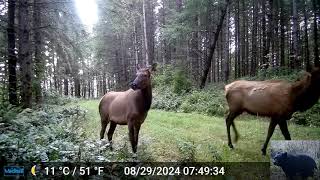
[74,0,98,31]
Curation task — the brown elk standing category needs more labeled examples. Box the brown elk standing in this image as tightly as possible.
[224,68,320,155]
[99,63,157,153]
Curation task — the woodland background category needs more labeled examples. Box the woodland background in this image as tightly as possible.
[0,0,319,106]
[0,0,319,164]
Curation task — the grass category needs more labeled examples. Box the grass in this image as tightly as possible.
[74,99,320,162]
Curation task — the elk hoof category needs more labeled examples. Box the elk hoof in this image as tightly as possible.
[228,143,234,149]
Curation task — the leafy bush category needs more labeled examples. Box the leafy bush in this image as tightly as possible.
[0,105,87,162]
[43,91,78,105]
[172,69,192,94]
[292,102,320,127]
[152,65,225,115]
[177,140,196,162]
[208,144,223,162]
[180,87,226,116]
[153,65,192,95]
[153,85,226,116]
[0,102,21,123]
[153,65,175,88]
[152,88,183,111]
[243,67,301,82]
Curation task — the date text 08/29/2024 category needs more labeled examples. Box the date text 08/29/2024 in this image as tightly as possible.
[42,166,225,176]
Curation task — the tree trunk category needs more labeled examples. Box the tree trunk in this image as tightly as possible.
[18,0,32,108]
[303,1,310,71]
[7,0,18,105]
[280,0,285,67]
[262,0,267,65]
[312,0,319,67]
[292,0,300,69]
[224,6,230,82]
[200,0,230,89]
[142,0,155,66]
[64,78,68,96]
[33,0,44,104]
[74,76,81,98]
[251,0,258,76]
[190,15,199,82]
[234,0,240,79]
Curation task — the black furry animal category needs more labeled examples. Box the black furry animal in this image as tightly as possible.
[273,152,317,179]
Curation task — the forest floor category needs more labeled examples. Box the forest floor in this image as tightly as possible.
[74,100,320,162]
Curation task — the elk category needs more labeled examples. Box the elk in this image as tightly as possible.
[99,63,157,154]
[224,68,320,155]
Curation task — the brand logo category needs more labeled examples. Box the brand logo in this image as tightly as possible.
[3,166,24,176]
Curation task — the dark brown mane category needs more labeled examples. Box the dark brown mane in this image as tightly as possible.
[141,86,152,111]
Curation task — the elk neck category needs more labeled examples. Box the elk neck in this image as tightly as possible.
[293,79,320,112]
[140,84,152,112]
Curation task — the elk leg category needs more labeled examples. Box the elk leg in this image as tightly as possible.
[100,118,109,140]
[133,124,141,153]
[226,112,239,149]
[261,119,277,155]
[128,122,136,153]
[231,121,239,142]
[107,122,117,150]
[278,120,291,140]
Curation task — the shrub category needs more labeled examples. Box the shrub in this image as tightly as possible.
[152,84,226,116]
[43,91,78,105]
[180,87,226,116]
[0,105,87,162]
[153,65,175,88]
[0,102,21,123]
[172,69,192,95]
[292,102,320,127]
[153,65,192,95]
[177,140,196,162]
[208,144,223,162]
[152,88,183,111]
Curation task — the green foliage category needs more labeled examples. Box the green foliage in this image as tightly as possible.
[152,65,193,111]
[0,105,87,162]
[208,144,223,162]
[153,83,226,116]
[172,69,192,94]
[152,88,183,111]
[292,102,320,127]
[0,102,21,123]
[180,87,226,116]
[243,67,301,82]
[43,91,78,105]
[153,65,192,94]
[177,140,196,162]
[153,65,175,88]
